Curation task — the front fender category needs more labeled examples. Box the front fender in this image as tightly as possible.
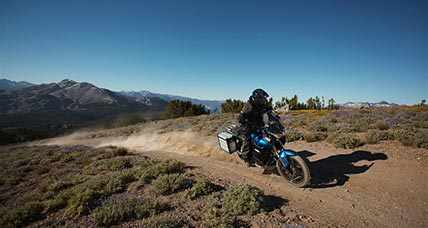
[279,149,297,167]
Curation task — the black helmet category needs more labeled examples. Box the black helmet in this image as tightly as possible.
[250,89,271,107]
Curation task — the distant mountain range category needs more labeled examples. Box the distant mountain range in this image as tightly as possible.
[120,90,223,111]
[0,79,34,91]
[0,78,402,114]
[0,78,224,113]
[339,101,399,108]
[0,79,167,114]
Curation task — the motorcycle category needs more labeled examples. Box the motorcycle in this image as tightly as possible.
[217,111,311,188]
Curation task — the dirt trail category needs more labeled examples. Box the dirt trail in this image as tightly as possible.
[41,130,428,228]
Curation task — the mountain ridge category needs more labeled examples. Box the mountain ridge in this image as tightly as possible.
[120,90,224,112]
[0,78,34,91]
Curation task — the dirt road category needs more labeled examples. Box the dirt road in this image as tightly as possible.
[41,131,428,227]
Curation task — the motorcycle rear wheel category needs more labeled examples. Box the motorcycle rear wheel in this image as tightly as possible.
[276,156,311,188]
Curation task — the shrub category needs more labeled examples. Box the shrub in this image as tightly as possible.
[223,184,263,216]
[97,147,129,159]
[92,197,167,226]
[310,120,330,132]
[47,180,74,193]
[201,193,235,228]
[284,128,303,142]
[62,151,82,162]
[84,158,132,175]
[104,171,137,194]
[304,131,327,142]
[351,118,369,132]
[415,129,428,149]
[374,120,390,130]
[333,133,364,149]
[152,174,190,195]
[392,128,417,146]
[134,198,168,219]
[65,189,100,217]
[44,194,68,212]
[109,159,133,171]
[92,198,137,226]
[366,130,392,144]
[0,202,44,227]
[138,160,185,183]
[187,177,217,199]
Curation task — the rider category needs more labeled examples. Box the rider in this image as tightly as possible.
[238,89,273,166]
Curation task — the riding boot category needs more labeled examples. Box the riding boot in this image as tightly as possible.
[240,140,255,167]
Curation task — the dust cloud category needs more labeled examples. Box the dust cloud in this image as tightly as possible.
[42,129,239,163]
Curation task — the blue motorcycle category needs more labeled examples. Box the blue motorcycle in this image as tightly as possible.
[218,111,311,188]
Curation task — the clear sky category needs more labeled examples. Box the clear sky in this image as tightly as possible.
[1,0,427,104]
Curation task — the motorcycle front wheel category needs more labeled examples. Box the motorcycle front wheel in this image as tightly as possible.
[276,156,311,188]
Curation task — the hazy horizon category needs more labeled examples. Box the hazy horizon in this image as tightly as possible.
[1,0,427,104]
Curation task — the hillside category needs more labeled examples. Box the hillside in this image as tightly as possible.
[0,79,167,114]
[0,79,168,145]
[30,107,428,227]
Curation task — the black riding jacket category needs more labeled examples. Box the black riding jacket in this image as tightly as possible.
[238,100,271,132]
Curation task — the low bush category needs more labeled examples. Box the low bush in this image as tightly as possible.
[138,160,185,183]
[187,177,217,199]
[333,133,364,149]
[304,131,327,142]
[152,174,190,195]
[223,184,264,216]
[84,158,132,175]
[65,189,101,217]
[310,119,332,132]
[366,130,392,144]
[61,151,82,162]
[92,197,167,226]
[97,147,129,160]
[0,202,44,227]
[374,120,390,130]
[104,171,137,194]
[351,118,370,132]
[392,128,417,147]
[44,194,68,213]
[201,193,235,228]
[47,180,74,193]
[284,128,303,142]
[415,129,428,149]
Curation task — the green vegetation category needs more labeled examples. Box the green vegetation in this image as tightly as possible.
[141,216,183,228]
[201,184,267,227]
[223,184,264,216]
[137,159,186,183]
[164,100,210,118]
[333,133,364,149]
[275,95,338,110]
[304,131,328,142]
[284,128,303,142]
[366,130,392,144]
[0,144,288,227]
[221,99,245,113]
[0,202,44,228]
[92,197,167,226]
[152,174,190,195]
[187,177,218,199]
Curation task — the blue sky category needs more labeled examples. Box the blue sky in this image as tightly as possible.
[0,0,427,104]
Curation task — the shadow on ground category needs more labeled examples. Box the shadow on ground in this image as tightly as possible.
[299,150,388,188]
